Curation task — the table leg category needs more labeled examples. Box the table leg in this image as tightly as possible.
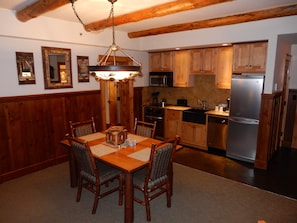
[124,172,134,223]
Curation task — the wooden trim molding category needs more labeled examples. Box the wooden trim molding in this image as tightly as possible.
[255,92,283,170]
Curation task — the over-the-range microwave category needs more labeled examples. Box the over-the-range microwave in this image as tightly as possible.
[149,72,173,87]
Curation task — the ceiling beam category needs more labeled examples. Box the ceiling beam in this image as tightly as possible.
[128,4,297,38]
[84,0,232,31]
[16,0,71,22]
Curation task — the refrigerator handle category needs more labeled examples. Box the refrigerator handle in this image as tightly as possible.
[229,117,259,125]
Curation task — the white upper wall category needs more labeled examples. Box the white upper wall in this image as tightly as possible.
[0,8,148,97]
[0,8,297,97]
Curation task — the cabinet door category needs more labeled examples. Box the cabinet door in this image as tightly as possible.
[181,122,194,144]
[232,44,251,73]
[193,124,207,149]
[190,49,203,73]
[190,48,215,74]
[165,109,182,139]
[149,52,173,71]
[233,42,267,73]
[162,51,173,71]
[249,42,267,73]
[215,46,233,89]
[181,122,207,150]
[149,53,162,71]
[173,50,193,87]
[203,48,216,74]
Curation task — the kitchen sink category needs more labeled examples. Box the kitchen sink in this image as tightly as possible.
[182,108,209,124]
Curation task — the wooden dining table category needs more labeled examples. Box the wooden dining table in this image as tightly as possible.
[61,131,162,223]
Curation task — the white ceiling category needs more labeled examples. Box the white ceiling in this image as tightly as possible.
[1,0,297,34]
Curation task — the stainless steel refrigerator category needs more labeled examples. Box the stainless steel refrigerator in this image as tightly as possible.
[226,74,264,163]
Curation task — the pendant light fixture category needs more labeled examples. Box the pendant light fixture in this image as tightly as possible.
[71,0,142,81]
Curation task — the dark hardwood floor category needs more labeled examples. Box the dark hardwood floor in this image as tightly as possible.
[173,146,297,200]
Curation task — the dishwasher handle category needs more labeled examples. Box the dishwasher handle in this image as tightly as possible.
[208,116,228,125]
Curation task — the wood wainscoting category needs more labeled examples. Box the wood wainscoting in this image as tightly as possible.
[255,92,282,170]
[0,90,102,183]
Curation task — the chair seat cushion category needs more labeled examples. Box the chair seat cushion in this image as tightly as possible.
[96,160,122,182]
[133,167,168,189]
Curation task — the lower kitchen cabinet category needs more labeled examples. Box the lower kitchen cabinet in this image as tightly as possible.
[181,122,207,150]
[164,109,182,139]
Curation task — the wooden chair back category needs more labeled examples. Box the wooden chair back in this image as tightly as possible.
[133,117,157,138]
[69,117,96,137]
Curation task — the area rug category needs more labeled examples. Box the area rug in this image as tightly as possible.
[0,162,296,223]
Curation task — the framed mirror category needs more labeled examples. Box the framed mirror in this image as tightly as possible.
[42,46,73,89]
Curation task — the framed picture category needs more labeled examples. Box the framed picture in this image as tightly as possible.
[77,56,89,82]
[16,52,36,84]
[42,46,73,89]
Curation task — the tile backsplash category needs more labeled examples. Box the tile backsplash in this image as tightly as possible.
[142,75,230,109]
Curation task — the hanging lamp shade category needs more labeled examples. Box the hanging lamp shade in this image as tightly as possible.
[84,0,142,81]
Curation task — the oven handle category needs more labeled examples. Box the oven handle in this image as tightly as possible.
[145,115,164,120]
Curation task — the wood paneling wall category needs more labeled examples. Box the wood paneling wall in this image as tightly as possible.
[255,92,282,170]
[0,90,102,183]
[283,89,297,148]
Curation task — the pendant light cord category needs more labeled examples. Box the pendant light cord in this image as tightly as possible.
[70,0,113,31]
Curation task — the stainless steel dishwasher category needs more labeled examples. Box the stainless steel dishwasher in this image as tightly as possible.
[207,116,229,150]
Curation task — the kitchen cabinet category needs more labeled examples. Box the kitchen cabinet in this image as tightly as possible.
[181,122,207,150]
[164,109,182,139]
[149,51,173,72]
[173,50,194,87]
[215,46,233,89]
[233,42,267,73]
[190,48,216,74]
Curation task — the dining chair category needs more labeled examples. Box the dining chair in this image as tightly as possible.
[69,116,96,137]
[133,117,157,138]
[133,135,180,221]
[67,137,124,214]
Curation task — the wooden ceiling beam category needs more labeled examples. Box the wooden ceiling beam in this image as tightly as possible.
[128,4,297,38]
[84,0,232,31]
[16,0,71,22]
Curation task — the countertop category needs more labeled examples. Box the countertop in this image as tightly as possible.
[164,105,191,111]
[205,110,230,117]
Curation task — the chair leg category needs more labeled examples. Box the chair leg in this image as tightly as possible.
[166,181,171,208]
[76,177,83,202]
[92,185,100,214]
[144,191,151,221]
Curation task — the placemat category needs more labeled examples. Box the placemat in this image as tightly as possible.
[127,134,148,143]
[128,147,151,162]
[90,144,117,157]
[78,132,105,142]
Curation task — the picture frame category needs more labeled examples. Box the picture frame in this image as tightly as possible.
[77,56,89,82]
[42,46,73,89]
[16,52,36,85]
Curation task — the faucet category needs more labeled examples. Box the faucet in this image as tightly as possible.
[197,99,207,109]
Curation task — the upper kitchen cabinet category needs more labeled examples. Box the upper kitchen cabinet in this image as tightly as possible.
[215,46,233,89]
[233,42,268,73]
[190,48,216,74]
[173,50,194,87]
[149,51,173,72]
